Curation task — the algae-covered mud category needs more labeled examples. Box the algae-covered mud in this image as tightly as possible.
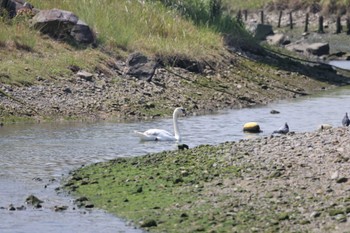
[65,127,350,232]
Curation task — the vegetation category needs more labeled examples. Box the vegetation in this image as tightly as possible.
[1,0,349,86]
[0,0,256,85]
[28,0,249,59]
[65,144,253,233]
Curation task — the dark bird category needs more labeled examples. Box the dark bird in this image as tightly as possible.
[273,122,289,134]
[178,144,189,150]
[342,113,350,126]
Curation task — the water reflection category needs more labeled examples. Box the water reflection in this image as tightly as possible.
[1,86,350,232]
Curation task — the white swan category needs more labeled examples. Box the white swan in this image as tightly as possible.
[134,107,186,141]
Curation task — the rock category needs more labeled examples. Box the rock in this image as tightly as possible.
[2,0,29,18]
[77,71,94,81]
[318,124,332,131]
[54,205,68,212]
[306,43,330,56]
[70,20,95,44]
[266,33,290,46]
[16,205,26,210]
[140,219,157,228]
[8,204,16,211]
[124,52,157,81]
[310,211,321,218]
[31,9,79,40]
[25,195,43,207]
[84,202,94,208]
[285,42,308,54]
[336,177,348,183]
[252,24,274,40]
[331,171,339,180]
[270,109,280,114]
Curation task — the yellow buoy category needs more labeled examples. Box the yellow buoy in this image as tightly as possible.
[243,122,262,133]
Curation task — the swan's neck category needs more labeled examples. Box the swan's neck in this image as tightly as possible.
[173,113,181,141]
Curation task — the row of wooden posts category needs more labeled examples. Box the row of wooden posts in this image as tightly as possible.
[236,10,350,34]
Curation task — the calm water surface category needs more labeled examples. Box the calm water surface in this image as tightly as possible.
[1,86,350,233]
[329,60,350,70]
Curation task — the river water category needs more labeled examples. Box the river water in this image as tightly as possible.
[1,85,350,233]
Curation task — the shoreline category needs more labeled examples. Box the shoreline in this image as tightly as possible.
[65,126,350,232]
[1,51,349,125]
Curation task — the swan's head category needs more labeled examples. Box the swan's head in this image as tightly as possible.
[174,107,186,117]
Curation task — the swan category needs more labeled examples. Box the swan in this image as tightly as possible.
[134,107,186,141]
[342,112,350,126]
[273,122,289,134]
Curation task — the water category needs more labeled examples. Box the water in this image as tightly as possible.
[1,86,350,233]
[329,60,350,70]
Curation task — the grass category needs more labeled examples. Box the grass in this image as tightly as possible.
[29,0,229,58]
[1,0,252,85]
[65,144,249,233]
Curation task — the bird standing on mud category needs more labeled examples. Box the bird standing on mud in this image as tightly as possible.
[342,113,350,126]
[273,122,289,134]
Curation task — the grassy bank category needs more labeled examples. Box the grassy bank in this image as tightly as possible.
[65,127,350,232]
[65,144,262,233]
[0,0,252,86]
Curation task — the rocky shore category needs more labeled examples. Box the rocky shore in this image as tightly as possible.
[64,126,350,232]
[1,50,349,124]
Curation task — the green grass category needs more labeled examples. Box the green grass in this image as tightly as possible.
[65,145,246,232]
[0,0,254,85]
[0,23,109,85]
[29,0,231,58]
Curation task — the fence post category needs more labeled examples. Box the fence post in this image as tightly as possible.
[304,13,309,32]
[318,15,324,33]
[336,16,342,33]
[277,10,282,27]
[244,9,247,21]
[289,11,293,29]
[260,10,264,24]
[347,16,350,34]
[236,10,243,25]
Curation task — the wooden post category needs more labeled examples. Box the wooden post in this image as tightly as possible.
[244,9,247,21]
[289,11,293,29]
[318,15,324,33]
[237,9,242,24]
[347,16,350,34]
[304,13,309,32]
[260,10,264,24]
[277,10,282,28]
[336,16,342,33]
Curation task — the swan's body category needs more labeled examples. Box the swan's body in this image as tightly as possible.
[273,122,289,134]
[134,107,185,141]
[342,113,350,126]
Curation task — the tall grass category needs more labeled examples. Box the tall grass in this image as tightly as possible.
[28,0,257,60]
[0,18,37,50]
[0,14,110,85]
[29,0,234,59]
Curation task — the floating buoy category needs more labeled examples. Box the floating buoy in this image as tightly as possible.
[243,122,262,133]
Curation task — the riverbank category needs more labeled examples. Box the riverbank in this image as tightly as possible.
[65,126,350,232]
[1,49,349,124]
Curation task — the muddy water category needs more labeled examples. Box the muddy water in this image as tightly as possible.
[1,86,350,232]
